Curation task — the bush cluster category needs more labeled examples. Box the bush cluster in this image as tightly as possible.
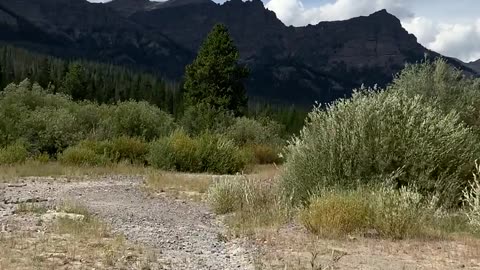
[148,131,247,174]
[0,79,284,173]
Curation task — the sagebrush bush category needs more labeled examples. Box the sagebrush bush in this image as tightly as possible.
[282,89,479,206]
[300,189,372,237]
[59,145,106,166]
[0,142,29,164]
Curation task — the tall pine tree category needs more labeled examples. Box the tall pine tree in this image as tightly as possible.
[183,24,249,116]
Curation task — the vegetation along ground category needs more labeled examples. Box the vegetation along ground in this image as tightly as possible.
[1,23,480,269]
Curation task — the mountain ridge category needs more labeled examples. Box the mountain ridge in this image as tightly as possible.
[0,0,476,105]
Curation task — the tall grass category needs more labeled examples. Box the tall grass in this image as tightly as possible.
[207,176,291,233]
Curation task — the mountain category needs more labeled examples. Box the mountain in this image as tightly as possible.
[467,59,480,73]
[0,0,476,105]
[0,0,192,78]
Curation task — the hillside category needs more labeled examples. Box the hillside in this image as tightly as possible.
[0,0,476,104]
[468,59,480,73]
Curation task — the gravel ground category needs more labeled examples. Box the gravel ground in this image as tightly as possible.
[0,176,257,270]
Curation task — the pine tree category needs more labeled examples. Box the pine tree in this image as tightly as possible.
[61,63,87,100]
[183,24,249,116]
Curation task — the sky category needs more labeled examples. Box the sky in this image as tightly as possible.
[88,0,480,62]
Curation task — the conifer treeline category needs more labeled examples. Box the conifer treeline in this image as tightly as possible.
[0,45,183,114]
[0,45,307,133]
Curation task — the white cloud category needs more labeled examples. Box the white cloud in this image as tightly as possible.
[265,0,480,62]
[402,17,480,62]
[265,0,413,26]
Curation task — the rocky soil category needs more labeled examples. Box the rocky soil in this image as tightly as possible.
[0,176,257,270]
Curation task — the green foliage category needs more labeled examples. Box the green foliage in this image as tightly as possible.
[226,117,283,146]
[105,101,176,141]
[108,137,149,164]
[180,103,234,136]
[248,102,308,135]
[59,145,105,166]
[183,24,249,116]
[195,133,247,174]
[61,63,87,100]
[392,58,480,131]
[148,131,246,174]
[72,138,148,165]
[20,107,83,155]
[0,142,29,165]
[282,89,479,206]
[0,45,181,114]
[246,144,282,165]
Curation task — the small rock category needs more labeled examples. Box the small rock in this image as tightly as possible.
[41,211,85,222]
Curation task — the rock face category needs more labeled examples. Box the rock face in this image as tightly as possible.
[0,0,475,105]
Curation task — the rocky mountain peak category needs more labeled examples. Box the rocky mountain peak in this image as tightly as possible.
[0,0,476,105]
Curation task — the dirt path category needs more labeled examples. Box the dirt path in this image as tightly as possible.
[1,176,257,270]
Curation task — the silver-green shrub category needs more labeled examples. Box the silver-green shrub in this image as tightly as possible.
[282,88,479,206]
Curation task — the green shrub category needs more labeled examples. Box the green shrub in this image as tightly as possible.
[1,79,72,111]
[59,145,106,166]
[71,101,112,139]
[196,133,246,174]
[247,144,282,164]
[300,190,372,237]
[148,131,200,172]
[104,101,175,140]
[392,59,480,130]
[0,142,29,164]
[282,89,478,206]
[180,104,234,136]
[148,131,246,174]
[147,137,176,171]
[19,107,83,155]
[109,137,148,164]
